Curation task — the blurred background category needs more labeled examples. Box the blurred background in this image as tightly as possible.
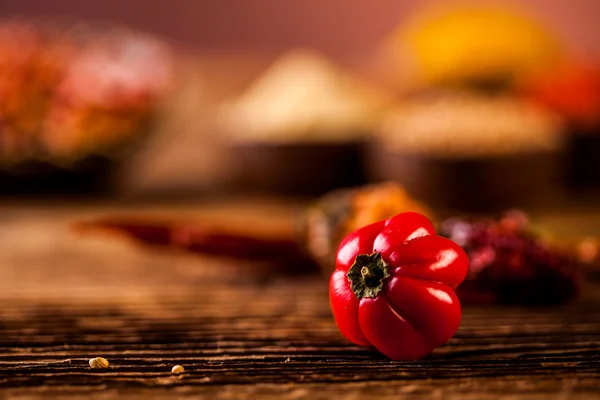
[1,3,600,391]
[0,0,599,213]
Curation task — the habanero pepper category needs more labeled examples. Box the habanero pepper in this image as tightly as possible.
[329,212,469,360]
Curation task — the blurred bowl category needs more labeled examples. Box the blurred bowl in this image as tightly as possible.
[226,140,367,196]
[0,119,152,195]
[0,155,119,196]
[566,127,600,190]
[520,62,600,191]
[368,90,568,212]
[366,141,565,213]
[0,18,173,194]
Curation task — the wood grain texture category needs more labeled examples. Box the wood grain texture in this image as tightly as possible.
[0,203,599,399]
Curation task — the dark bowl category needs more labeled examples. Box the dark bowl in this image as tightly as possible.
[565,126,600,191]
[0,155,120,196]
[0,115,156,196]
[366,142,566,213]
[226,140,367,196]
[0,18,172,196]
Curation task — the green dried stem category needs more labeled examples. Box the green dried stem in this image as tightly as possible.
[346,252,390,299]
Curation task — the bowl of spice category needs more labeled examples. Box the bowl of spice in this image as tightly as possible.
[367,90,566,212]
[218,49,391,196]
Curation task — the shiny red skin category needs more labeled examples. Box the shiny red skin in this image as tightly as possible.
[330,212,469,360]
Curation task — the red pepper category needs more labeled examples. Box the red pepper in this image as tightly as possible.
[330,212,469,360]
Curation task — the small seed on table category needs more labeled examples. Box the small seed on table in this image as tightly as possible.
[172,365,185,374]
[89,357,109,369]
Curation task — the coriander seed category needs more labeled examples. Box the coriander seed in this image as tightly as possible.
[171,365,185,374]
[89,357,109,369]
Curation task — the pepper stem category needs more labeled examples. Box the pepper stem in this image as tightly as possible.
[346,252,390,299]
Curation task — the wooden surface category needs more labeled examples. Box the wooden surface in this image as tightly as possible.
[0,201,599,399]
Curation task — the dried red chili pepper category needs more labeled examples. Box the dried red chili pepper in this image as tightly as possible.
[74,217,319,274]
[330,212,469,360]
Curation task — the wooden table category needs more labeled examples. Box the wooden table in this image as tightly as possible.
[0,200,599,399]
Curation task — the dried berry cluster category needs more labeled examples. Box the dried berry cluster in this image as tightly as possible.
[440,211,581,305]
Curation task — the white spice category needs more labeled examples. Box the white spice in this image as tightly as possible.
[378,91,564,157]
[220,48,390,142]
